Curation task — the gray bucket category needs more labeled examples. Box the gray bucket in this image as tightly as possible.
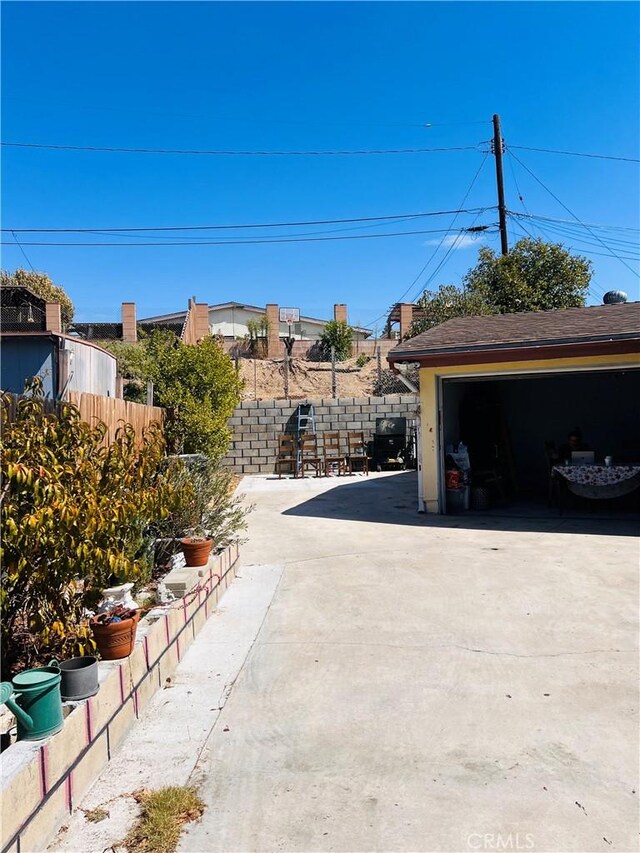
[446,487,467,514]
[55,656,99,701]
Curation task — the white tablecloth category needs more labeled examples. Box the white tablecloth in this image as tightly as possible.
[553,465,640,499]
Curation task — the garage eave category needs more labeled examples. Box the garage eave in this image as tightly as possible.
[387,336,640,368]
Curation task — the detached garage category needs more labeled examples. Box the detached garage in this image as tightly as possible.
[388,301,640,514]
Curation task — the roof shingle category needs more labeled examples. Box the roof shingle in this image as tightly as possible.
[390,302,640,359]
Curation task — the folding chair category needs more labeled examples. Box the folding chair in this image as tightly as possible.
[323,431,347,476]
[346,431,369,475]
[276,434,298,479]
[299,433,323,478]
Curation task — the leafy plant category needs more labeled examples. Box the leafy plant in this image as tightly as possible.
[319,320,353,361]
[0,380,185,675]
[101,339,151,403]
[356,353,371,368]
[407,284,494,339]
[1,268,75,328]
[244,316,271,358]
[464,238,591,313]
[154,455,250,554]
[407,239,592,340]
[104,331,243,462]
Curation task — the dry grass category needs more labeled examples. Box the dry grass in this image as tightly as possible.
[124,787,205,853]
[83,806,109,823]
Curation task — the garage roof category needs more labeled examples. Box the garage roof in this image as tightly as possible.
[388,302,640,367]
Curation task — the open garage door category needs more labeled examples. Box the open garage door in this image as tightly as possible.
[440,367,640,511]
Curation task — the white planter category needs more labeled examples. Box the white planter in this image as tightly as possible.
[97,582,139,614]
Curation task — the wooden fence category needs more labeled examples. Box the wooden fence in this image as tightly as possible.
[2,391,164,444]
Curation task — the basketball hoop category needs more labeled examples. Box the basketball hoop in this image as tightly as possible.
[279,307,300,326]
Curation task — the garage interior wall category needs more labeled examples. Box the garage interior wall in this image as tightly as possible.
[443,369,640,495]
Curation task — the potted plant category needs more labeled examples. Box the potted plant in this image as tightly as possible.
[90,606,140,660]
[179,528,213,567]
[152,455,250,570]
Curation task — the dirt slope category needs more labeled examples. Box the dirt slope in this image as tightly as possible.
[239,356,400,400]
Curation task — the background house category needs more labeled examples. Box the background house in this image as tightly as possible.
[139,301,372,343]
[71,298,374,359]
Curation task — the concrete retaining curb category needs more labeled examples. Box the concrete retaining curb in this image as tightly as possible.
[0,542,240,853]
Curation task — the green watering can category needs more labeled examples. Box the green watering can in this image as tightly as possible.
[0,663,63,741]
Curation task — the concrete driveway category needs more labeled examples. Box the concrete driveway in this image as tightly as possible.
[182,472,638,853]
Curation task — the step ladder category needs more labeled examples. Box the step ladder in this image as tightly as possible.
[295,404,316,436]
[295,404,316,474]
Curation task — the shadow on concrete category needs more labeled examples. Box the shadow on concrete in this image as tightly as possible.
[282,471,639,537]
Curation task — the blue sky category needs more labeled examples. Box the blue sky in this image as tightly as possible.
[2,1,638,329]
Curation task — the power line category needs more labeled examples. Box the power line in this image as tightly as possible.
[508,151,639,279]
[508,211,640,235]
[512,217,639,259]
[509,144,640,164]
[514,217,640,252]
[0,224,498,248]
[10,231,36,271]
[366,153,491,330]
[0,140,484,157]
[510,218,639,261]
[1,207,489,233]
[405,155,491,304]
[83,214,490,243]
[506,151,533,217]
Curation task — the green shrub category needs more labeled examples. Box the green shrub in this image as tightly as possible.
[0,382,185,675]
[319,320,353,361]
[104,331,243,462]
[153,456,250,555]
[356,353,371,368]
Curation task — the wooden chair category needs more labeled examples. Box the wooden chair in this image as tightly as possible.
[346,431,369,475]
[299,433,323,478]
[323,431,347,476]
[276,434,298,479]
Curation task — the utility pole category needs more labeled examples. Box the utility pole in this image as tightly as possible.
[492,113,509,255]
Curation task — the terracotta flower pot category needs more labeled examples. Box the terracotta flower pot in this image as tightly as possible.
[180,537,213,567]
[90,611,140,660]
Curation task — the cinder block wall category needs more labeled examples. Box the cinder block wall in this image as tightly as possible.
[224,394,419,474]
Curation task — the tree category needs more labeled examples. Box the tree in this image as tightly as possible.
[103,331,242,458]
[102,339,151,403]
[464,238,592,313]
[319,320,353,361]
[1,268,75,327]
[140,331,242,462]
[407,284,494,339]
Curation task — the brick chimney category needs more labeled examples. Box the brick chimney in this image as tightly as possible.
[265,303,280,357]
[194,303,210,341]
[45,302,62,334]
[334,303,348,324]
[122,302,137,343]
[398,303,414,339]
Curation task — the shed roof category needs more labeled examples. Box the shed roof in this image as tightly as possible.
[388,302,640,366]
